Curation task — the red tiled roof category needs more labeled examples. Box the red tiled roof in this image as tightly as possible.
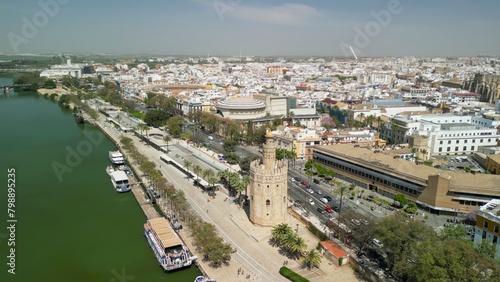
[321,241,347,258]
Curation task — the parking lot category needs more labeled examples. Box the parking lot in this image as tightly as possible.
[433,156,485,173]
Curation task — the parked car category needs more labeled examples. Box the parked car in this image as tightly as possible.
[324,196,332,202]
[372,238,384,248]
[320,197,328,204]
[317,207,326,214]
[308,198,315,205]
[325,206,333,213]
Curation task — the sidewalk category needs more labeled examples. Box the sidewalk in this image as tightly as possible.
[88,110,361,281]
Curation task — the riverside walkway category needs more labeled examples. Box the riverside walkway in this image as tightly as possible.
[90,113,361,282]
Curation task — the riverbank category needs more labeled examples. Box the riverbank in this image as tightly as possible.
[87,110,216,279]
[87,108,362,282]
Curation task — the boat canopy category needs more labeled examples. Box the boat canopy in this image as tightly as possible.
[110,170,128,182]
[148,218,182,249]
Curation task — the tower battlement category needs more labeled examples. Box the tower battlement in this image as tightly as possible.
[248,130,289,226]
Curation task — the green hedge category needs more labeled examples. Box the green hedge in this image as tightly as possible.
[279,266,310,282]
[307,222,328,241]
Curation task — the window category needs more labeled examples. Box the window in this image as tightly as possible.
[473,139,476,143]
[447,147,450,152]
[471,146,475,150]
[439,141,443,145]
[464,140,467,144]
[495,226,499,233]
[455,147,458,151]
[266,199,270,206]
[456,140,459,144]
[448,140,451,144]
[463,146,467,151]
[439,148,442,152]
[484,221,489,228]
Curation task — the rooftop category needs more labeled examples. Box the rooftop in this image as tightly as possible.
[316,144,500,191]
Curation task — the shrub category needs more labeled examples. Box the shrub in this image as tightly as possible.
[338,257,344,266]
[279,266,310,282]
[307,222,328,241]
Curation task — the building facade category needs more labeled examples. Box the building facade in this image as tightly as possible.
[473,200,500,260]
[249,131,288,226]
[313,144,500,215]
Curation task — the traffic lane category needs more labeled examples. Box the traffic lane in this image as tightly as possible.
[287,180,335,221]
[288,174,348,213]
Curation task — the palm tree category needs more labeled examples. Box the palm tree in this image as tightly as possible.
[203,169,215,193]
[241,175,250,199]
[289,235,307,259]
[193,164,202,182]
[183,160,192,177]
[163,135,172,152]
[376,116,383,129]
[208,176,218,194]
[203,169,215,181]
[302,249,322,270]
[281,232,297,252]
[271,223,293,243]
[337,183,348,235]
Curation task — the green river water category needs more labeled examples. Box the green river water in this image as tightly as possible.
[0,75,201,282]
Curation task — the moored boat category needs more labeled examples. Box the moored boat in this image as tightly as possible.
[194,276,216,282]
[106,166,131,193]
[144,217,197,272]
[109,150,125,165]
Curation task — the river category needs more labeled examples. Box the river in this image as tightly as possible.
[0,75,201,281]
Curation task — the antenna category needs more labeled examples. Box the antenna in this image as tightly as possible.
[349,46,358,60]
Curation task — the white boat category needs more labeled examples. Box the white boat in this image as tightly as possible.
[144,217,197,272]
[109,150,125,165]
[194,276,216,282]
[106,166,131,193]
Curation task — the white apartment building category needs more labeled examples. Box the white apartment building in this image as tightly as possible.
[383,114,500,156]
[40,59,83,79]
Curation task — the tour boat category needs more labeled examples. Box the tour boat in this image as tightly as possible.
[109,150,125,165]
[144,217,197,272]
[106,166,131,193]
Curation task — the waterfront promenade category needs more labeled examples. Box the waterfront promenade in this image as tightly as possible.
[91,113,361,282]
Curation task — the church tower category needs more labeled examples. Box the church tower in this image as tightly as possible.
[248,130,288,226]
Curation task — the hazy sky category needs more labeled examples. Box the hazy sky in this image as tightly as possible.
[1,0,499,57]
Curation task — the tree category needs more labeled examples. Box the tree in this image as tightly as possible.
[144,109,170,127]
[222,139,237,154]
[302,249,322,270]
[439,224,467,239]
[405,202,417,214]
[320,116,336,130]
[192,164,202,183]
[394,193,408,206]
[165,116,185,137]
[183,160,192,177]
[271,223,293,244]
[163,135,172,152]
[336,183,348,236]
[475,240,497,259]
[43,79,56,89]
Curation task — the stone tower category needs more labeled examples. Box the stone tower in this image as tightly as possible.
[248,130,288,227]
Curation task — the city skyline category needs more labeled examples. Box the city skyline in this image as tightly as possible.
[1,0,499,57]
